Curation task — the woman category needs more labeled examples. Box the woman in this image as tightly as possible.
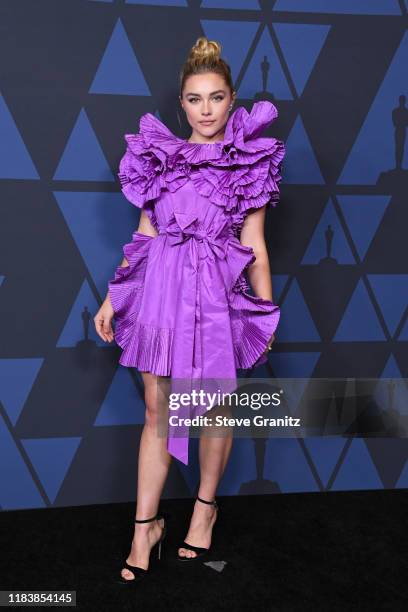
[94,36,285,583]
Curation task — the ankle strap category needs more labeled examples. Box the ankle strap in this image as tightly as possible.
[134,513,160,523]
[196,495,218,508]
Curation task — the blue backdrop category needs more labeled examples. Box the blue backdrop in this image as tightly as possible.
[0,0,407,511]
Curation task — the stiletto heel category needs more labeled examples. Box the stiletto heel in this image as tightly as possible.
[177,496,219,562]
[118,512,167,584]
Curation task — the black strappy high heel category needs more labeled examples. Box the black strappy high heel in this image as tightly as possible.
[177,496,218,562]
[118,513,167,584]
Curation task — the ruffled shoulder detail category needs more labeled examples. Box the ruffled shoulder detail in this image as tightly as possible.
[188,100,285,214]
[117,114,186,209]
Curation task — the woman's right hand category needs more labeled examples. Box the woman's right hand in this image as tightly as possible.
[94,297,115,343]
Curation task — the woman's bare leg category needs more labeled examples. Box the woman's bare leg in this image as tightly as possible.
[178,402,233,558]
[121,372,172,580]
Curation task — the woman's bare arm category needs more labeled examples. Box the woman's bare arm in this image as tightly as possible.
[239,206,274,302]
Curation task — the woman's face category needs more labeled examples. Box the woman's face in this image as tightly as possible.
[180,72,235,143]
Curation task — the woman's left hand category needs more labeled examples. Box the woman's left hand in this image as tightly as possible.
[263,332,276,355]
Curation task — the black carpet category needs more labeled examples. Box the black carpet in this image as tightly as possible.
[1,490,407,611]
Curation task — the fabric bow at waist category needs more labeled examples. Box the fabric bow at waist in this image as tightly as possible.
[158,224,232,266]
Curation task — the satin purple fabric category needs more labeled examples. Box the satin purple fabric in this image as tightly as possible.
[108,100,286,465]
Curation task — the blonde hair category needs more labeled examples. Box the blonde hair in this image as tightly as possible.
[179,36,235,97]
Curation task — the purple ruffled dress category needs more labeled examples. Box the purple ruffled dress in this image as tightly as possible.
[108,100,286,465]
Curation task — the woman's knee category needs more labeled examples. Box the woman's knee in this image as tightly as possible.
[144,397,160,427]
[141,373,170,428]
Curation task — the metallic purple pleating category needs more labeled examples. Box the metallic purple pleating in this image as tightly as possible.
[108,100,286,465]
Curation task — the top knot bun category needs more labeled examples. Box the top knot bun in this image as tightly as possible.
[188,36,222,66]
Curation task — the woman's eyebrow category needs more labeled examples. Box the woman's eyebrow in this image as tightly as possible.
[185,90,226,96]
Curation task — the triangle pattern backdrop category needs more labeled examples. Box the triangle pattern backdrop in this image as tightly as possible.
[0,0,407,510]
